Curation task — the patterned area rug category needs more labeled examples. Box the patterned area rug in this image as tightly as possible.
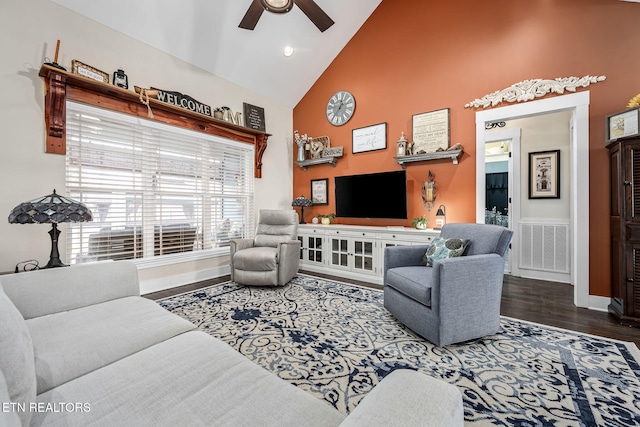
[159,275,640,426]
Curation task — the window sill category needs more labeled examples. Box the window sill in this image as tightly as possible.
[133,247,230,270]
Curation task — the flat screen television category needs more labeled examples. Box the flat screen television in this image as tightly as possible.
[335,170,408,219]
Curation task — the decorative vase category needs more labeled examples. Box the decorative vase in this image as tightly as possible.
[297,144,306,162]
[416,222,426,230]
[321,217,331,225]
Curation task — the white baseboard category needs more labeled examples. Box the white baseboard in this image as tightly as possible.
[140,265,230,295]
[588,295,610,312]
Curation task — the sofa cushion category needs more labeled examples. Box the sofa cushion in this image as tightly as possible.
[0,370,22,427]
[33,331,345,427]
[0,286,36,427]
[254,209,298,248]
[233,246,279,271]
[423,237,470,267]
[385,266,432,307]
[339,369,463,427]
[27,296,195,394]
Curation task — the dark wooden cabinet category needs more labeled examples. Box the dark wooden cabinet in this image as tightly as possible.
[608,138,640,326]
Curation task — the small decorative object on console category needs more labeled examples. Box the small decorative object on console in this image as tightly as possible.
[410,215,429,230]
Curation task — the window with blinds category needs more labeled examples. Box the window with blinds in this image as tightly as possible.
[65,101,255,265]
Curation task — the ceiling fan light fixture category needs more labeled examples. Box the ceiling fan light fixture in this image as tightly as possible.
[261,0,294,13]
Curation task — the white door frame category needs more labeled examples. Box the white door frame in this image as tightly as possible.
[480,128,521,276]
[475,91,590,308]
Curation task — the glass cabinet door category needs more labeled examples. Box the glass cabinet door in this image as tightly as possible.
[330,237,349,268]
[307,236,323,264]
[353,239,374,272]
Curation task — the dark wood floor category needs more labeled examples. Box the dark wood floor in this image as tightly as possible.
[146,272,640,349]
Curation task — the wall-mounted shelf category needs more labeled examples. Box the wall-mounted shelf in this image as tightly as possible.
[296,156,339,170]
[395,149,463,167]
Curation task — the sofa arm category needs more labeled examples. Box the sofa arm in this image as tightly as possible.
[229,238,254,257]
[340,369,463,427]
[431,253,506,343]
[0,260,139,320]
[383,245,430,285]
[384,245,429,270]
[278,240,301,284]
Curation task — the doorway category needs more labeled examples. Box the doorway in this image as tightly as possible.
[482,128,521,275]
[475,92,590,308]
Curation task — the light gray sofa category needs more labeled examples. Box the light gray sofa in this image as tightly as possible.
[0,261,463,427]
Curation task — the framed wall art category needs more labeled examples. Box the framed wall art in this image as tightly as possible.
[311,178,328,205]
[529,150,560,199]
[71,60,109,84]
[352,122,387,154]
[412,108,450,154]
[606,107,640,142]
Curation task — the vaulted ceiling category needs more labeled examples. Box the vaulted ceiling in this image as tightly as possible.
[51,0,382,108]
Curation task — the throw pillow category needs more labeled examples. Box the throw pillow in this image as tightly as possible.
[0,286,36,426]
[423,237,471,267]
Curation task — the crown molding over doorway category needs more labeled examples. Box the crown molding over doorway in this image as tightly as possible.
[464,75,606,109]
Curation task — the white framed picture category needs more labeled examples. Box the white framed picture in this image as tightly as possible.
[352,122,387,154]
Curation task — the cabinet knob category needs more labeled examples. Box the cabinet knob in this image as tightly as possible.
[624,181,632,186]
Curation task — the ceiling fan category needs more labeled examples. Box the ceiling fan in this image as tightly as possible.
[239,0,335,32]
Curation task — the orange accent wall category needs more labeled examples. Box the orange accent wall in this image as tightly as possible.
[293,0,640,297]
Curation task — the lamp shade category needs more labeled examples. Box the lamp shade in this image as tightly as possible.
[8,189,92,224]
[291,195,312,224]
[291,195,312,207]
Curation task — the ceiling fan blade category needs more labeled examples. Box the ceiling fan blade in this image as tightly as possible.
[294,0,334,32]
[239,0,265,30]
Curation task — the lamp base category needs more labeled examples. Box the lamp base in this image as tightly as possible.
[299,206,306,224]
[43,223,68,268]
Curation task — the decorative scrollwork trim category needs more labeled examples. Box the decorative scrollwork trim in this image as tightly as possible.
[465,75,606,109]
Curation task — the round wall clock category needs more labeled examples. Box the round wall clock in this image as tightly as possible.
[326,90,355,126]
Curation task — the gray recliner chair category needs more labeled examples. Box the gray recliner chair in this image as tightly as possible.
[230,209,301,286]
[383,223,514,346]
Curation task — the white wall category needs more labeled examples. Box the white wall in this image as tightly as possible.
[0,0,294,283]
[505,111,572,221]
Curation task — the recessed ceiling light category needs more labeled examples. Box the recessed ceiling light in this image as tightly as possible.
[283,46,294,57]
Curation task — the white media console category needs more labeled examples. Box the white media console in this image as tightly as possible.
[298,224,440,286]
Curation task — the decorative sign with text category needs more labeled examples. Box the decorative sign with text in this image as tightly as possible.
[243,103,266,132]
[155,88,212,117]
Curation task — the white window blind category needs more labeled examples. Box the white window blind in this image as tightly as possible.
[65,101,255,265]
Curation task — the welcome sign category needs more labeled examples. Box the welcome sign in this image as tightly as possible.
[155,88,212,117]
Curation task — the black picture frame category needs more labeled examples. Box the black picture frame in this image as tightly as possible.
[311,178,329,205]
[528,150,560,199]
[352,122,387,154]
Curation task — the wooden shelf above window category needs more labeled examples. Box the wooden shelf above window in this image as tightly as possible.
[38,64,270,178]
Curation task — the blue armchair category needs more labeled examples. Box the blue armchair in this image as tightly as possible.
[383,223,514,346]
